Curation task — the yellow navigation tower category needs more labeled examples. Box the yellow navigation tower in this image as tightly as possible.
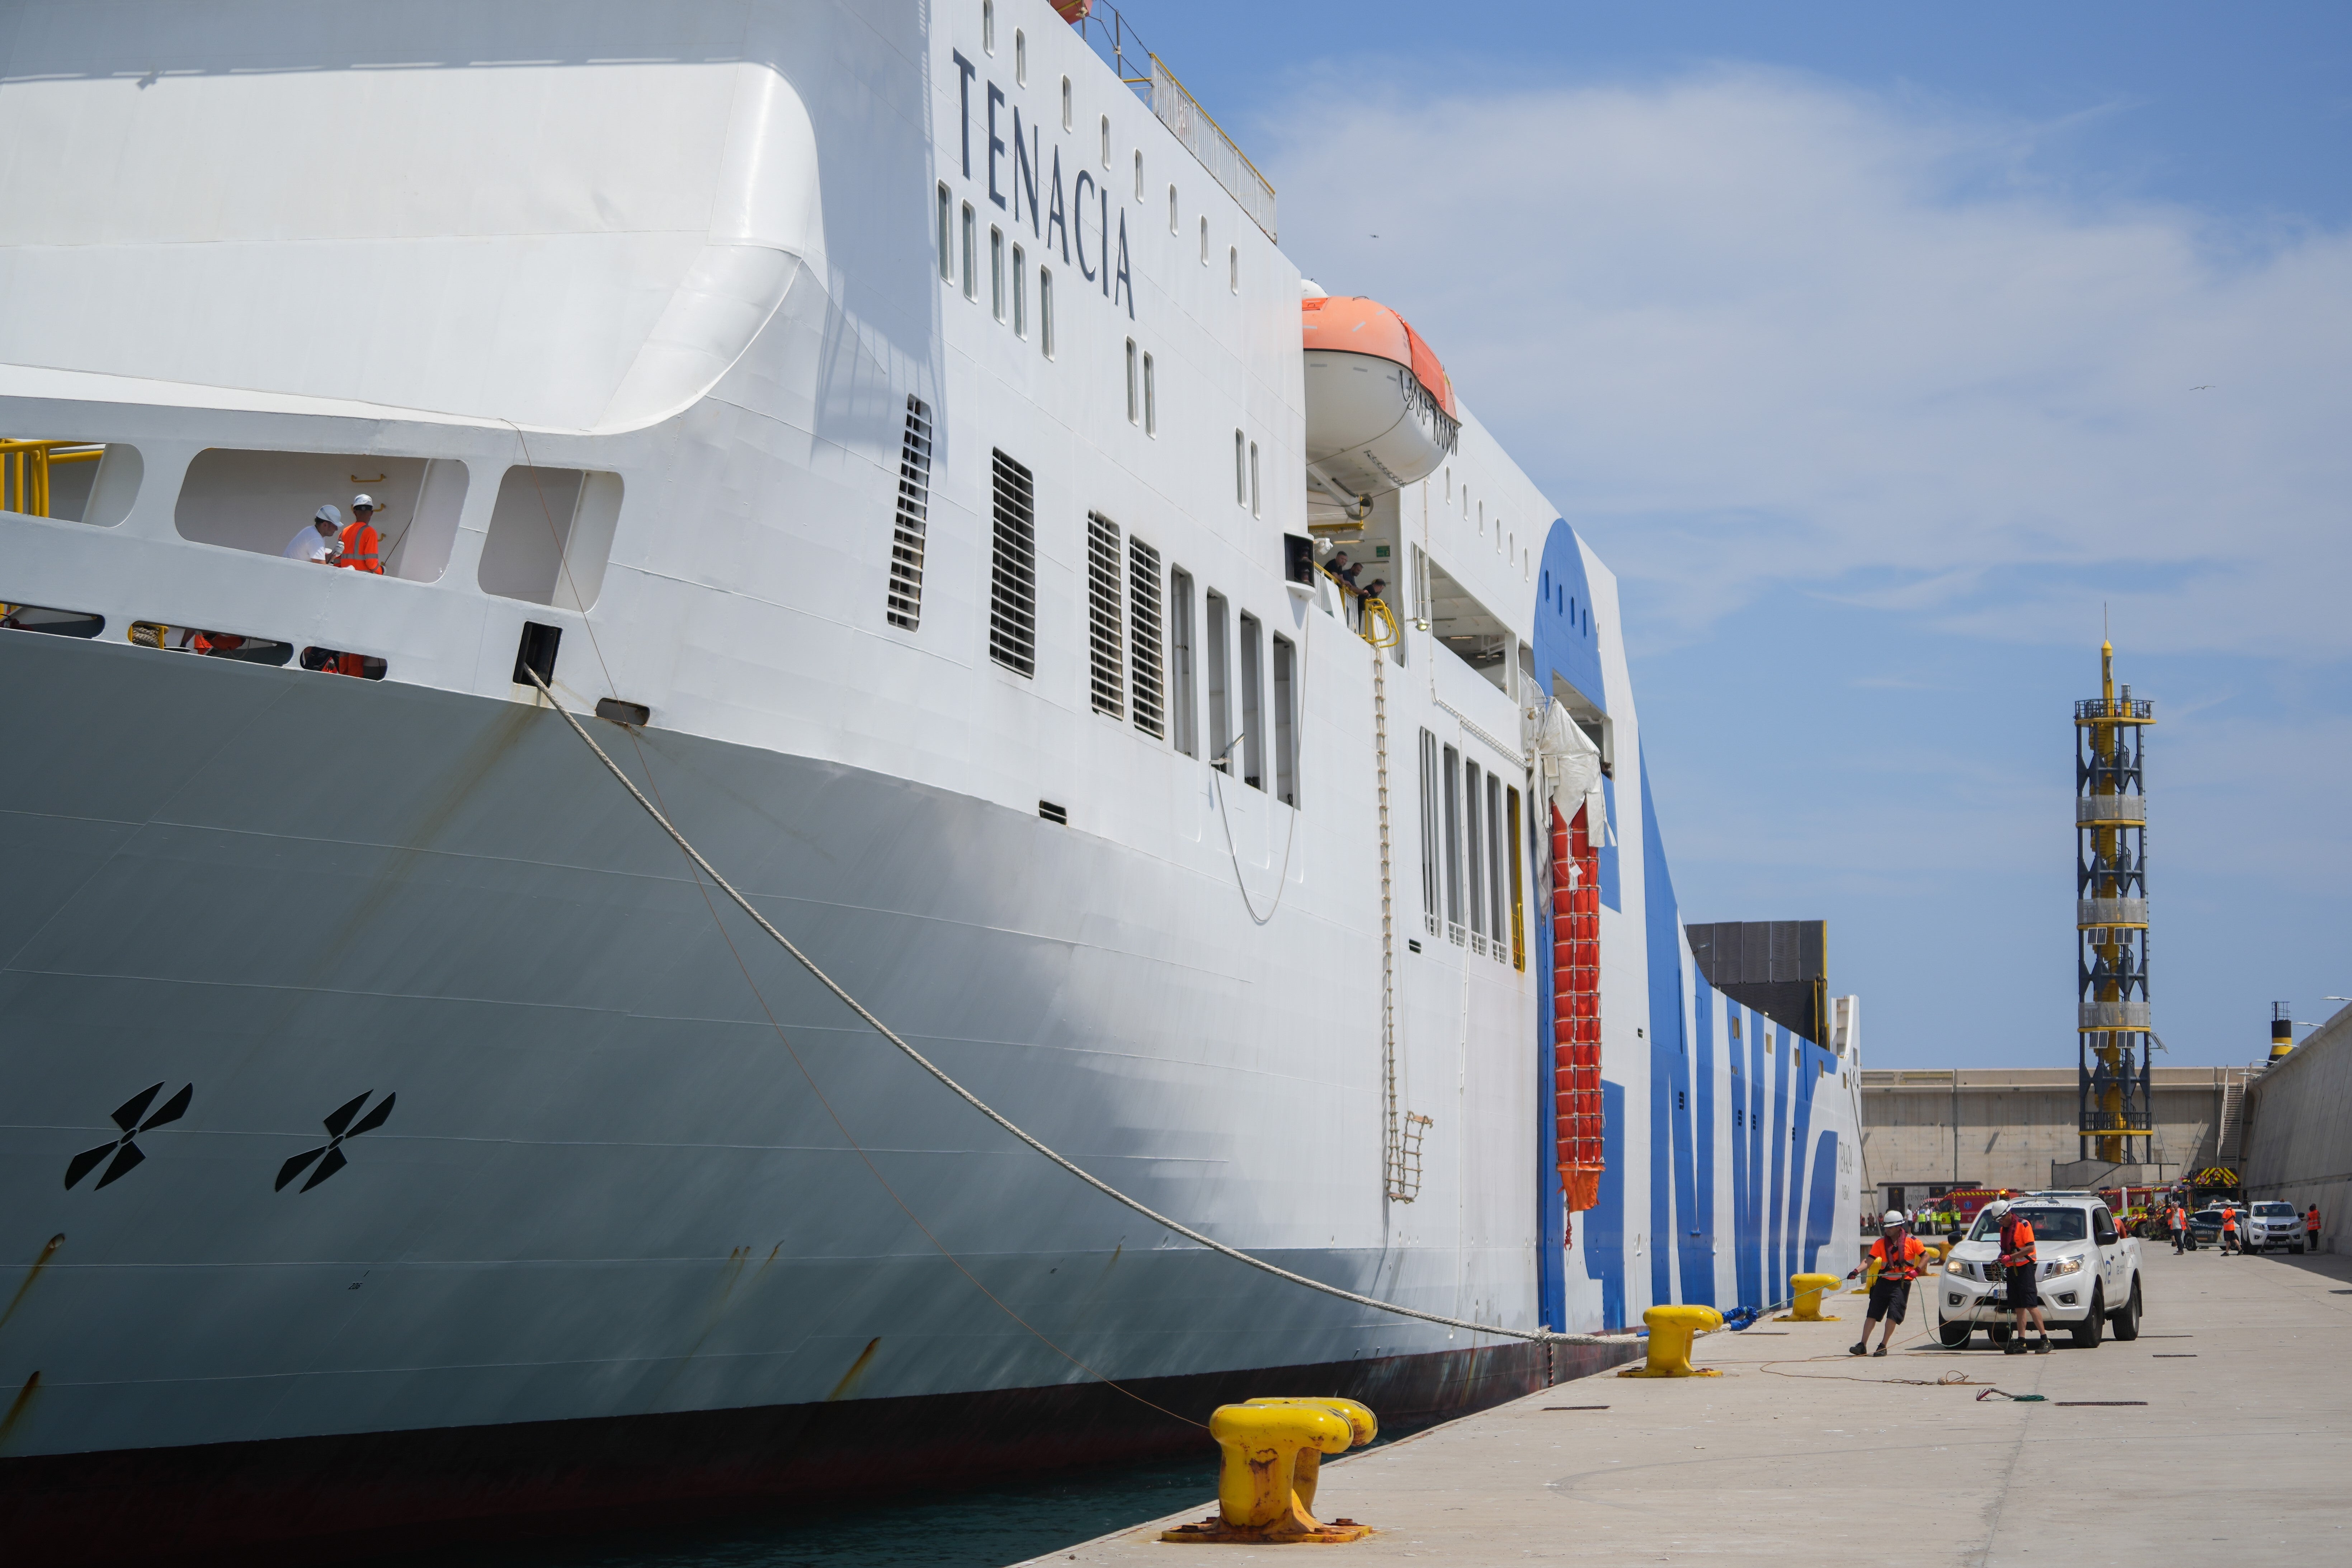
[2076,640,2154,1164]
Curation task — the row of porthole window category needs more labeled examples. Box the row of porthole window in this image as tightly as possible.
[4,443,623,611]
[0,601,387,681]
[1440,464,1531,583]
[952,9,1248,297]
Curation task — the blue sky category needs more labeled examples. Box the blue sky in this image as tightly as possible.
[1111,1,2352,1068]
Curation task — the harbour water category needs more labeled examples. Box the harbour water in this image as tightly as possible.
[378,1454,1216,1568]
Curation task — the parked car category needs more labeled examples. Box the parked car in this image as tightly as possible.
[2188,1208,2225,1246]
[2246,1201,2307,1253]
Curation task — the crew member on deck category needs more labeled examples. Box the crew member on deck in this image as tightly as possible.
[338,494,385,575]
[284,504,343,563]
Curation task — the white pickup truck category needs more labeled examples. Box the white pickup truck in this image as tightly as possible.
[1935,1191,2144,1349]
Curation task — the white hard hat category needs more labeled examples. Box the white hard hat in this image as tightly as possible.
[1983,1199,2009,1218]
[1881,1209,1905,1226]
[314,504,344,525]
[350,493,377,510]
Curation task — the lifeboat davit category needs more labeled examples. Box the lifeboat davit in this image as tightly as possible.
[1302,295,1460,507]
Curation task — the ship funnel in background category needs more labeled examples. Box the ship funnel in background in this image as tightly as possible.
[1301,296,1460,519]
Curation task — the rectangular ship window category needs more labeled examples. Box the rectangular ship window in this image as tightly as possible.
[885,395,933,631]
[1168,568,1197,756]
[961,203,977,301]
[1442,743,1463,941]
[1487,772,1507,959]
[1506,784,1526,971]
[1249,441,1261,517]
[1271,633,1297,806]
[1465,759,1486,946]
[1013,244,1028,337]
[1086,512,1125,719]
[937,184,953,281]
[1142,352,1156,435]
[1040,266,1055,357]
[987,450,1036,677]
[1238,611,1264,790]
[1129,537,1165,739]
[1419,730,1441,936]
[991,226,1006,321]
[1234,430,1246,506]
[1125,339,1140,424]
[1205,589,1231,771]
[478,466,621,610]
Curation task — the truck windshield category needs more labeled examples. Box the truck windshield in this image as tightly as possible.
[1968,1206,2089,1242]
[2254,1202,2297,1218]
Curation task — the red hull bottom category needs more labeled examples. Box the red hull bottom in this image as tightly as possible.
[0,1339,1639,1564]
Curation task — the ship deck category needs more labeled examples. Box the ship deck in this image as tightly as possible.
[1035,1244,2352,1565]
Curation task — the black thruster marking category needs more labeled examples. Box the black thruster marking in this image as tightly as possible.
[277,1091,395,1193]
[300,1146,349,1192]
[275,1147,325,1192]
[63,1145,115,1190]
[95,1143,146,1189]
[65,1082,194,1190]
[112,1083,164,1131]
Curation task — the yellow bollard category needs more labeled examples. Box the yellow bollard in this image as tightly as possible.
[1161,1398,1377,1544]
[1778,1272,1842,1320]
[1244,1397,1377,1515]
[1617,1304,1726,1377]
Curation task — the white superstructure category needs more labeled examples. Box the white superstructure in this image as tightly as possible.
[0,2,1858,1555]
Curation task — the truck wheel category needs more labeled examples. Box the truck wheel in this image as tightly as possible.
[2109,1276,2142,1341]
[1937,1319,1972,1349]
[2293,1242,2306,1254]
[2070,1286,2106,1349]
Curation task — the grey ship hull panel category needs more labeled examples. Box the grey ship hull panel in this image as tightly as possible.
[0,631,1530,1474]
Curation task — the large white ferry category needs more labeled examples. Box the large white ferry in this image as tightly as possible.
[0,1,1862,1557]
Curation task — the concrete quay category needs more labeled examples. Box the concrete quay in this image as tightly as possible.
[1027,1246,2352,1567]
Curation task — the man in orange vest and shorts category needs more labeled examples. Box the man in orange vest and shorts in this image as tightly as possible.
[1849,1210,1926,1358]
[1986,1200,2051,1355]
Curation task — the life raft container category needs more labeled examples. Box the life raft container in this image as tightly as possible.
[1302,295,1460,504]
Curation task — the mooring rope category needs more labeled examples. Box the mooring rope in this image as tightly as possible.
[522,667,1623,1349]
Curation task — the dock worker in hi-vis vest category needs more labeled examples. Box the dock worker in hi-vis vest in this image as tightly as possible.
[2308,1205,2323,1251]
[336,494,385,575]
[1848,1210,1926,1358]
[1986,1200,2051,1355]
[2169,1201,2189,1254]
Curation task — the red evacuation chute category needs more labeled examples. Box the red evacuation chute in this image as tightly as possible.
[1553,801,1604,1223]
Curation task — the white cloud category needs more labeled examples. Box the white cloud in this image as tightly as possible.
[1262,69,2352,658]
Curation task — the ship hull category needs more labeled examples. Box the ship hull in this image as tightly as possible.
[0,1338,1636,1564]
[0,629,1547,1554]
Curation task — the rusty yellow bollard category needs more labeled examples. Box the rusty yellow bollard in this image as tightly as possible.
[1617,1304,1726,1377]
[1778,1272,1842,1320]
[1161,1398,1377,1544]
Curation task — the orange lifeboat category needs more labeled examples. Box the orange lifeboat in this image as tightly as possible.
[1301,296,1460,507]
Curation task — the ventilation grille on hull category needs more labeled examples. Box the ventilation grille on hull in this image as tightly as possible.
[885,395,933,631]
[1128,536,1165,739]
[1086,512,1125,720]
[987,450,1036,677]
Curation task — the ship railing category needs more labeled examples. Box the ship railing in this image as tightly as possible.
[2,438,105,518]
[1069,2,1277,240]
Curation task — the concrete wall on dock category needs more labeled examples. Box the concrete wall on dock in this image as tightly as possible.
[2244,1004,2352,1254]
[1860,1067,2252,1199]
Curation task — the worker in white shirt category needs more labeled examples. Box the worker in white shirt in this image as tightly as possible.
[283,505,344,562]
